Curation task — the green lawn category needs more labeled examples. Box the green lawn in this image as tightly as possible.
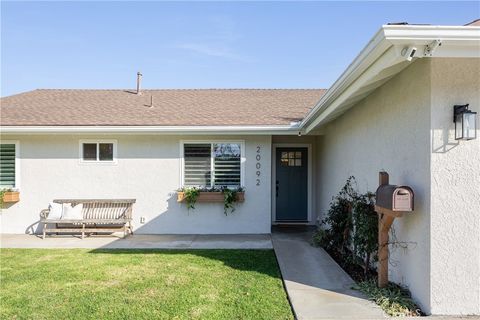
[1,249,293,320]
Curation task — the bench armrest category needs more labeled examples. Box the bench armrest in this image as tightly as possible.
[40,209,50,220]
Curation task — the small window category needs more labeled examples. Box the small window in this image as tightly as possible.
[280,150,302,167]
[80,140,117,163]
[182,141,243,188]
[0,142,19,188]
[83,144,97,161]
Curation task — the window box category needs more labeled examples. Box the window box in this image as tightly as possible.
[177,191,245,203]
[2,191,19,203]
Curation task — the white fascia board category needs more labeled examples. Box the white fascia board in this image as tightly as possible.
[383,25,480,44]
[0,125,304,135]
[302,25,480,133]
[299,28,392,130]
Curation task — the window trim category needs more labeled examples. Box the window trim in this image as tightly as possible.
[79,139,117,165]
[180,140,245,188]
[0,140,20,189]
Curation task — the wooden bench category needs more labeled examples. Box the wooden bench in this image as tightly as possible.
[40,199,135,239]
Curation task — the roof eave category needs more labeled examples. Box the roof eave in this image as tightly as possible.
[0,125,305,135]
[300,25,480,133]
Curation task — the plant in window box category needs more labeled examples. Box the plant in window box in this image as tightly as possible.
[177,187,201,211]
[222,186,245,215]
[1,188,20,206]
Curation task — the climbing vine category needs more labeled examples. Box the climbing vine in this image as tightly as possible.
[314,176,378,279]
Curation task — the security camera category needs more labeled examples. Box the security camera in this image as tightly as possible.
[424,39,442,57]
[401,46,417,61]
[298,131,302,137]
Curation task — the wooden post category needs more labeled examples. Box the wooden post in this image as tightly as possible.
[379,171,389,186]
[377,171,392,288]
[378,213,394,288]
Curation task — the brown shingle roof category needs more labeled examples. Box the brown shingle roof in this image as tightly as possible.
[465,19,480,26]
[0,89,326,126]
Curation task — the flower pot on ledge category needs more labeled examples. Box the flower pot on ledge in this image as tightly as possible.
[2,191,20,203]
[177,191,245,203]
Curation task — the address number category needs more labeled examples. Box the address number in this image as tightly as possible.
[256,146,261,186]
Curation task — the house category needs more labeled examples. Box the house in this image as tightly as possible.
[1,21,479,315]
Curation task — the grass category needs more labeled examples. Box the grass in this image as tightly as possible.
[354,279,423,317]
[0,249,293,320]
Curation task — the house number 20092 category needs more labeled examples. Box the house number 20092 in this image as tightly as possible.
[256,146,261,186]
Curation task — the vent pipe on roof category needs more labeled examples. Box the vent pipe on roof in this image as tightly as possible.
[136,72,142,95]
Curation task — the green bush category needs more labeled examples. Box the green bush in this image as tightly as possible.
[314,176,378,278]
[352,191,378,276]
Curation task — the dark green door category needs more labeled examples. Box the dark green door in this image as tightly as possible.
[275,147,308,221]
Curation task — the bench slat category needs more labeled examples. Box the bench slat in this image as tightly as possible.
[53,199,136,204]
[43,228,126,233]
[44,219,131,224]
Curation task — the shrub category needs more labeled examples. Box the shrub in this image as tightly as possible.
[314,176,377,279]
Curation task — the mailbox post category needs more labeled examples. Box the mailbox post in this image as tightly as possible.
[375,171,414,288]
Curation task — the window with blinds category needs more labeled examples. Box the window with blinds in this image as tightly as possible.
[0,143,17,188]
[183,142,242,188]
[213,143,241,187]
[184,144,212,186]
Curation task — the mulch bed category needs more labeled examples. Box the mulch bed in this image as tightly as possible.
[324,247,376,282]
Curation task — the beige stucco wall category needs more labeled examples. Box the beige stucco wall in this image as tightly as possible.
[430,58,480,315]
[316,59,432,312]
[316,57,480,315]
[0,135,272,234]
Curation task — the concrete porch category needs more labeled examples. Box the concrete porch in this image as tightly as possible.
[0,233,273,249]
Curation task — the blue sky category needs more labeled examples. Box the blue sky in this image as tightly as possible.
[1,1,478,96]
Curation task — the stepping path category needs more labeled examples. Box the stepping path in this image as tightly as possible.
[272,231,386,320]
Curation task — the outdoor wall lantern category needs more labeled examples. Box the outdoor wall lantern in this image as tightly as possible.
[454,104,477,140]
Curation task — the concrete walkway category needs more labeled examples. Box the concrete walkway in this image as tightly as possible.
[272,231,386,320]
[0,233,272,249]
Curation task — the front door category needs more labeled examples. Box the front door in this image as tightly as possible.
[275,147,308,222]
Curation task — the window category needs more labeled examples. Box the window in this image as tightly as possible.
[0,141,19,188]
[182,141,243,188]
[280,151,302,167]
[79,140,117,163]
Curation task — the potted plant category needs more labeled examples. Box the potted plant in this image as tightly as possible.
[177,186,245,214]
[1,188,20,205]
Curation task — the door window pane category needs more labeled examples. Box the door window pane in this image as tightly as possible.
[82,143,97,161]
[99,143,114,161]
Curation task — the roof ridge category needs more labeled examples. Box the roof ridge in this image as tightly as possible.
[33,88,327,91]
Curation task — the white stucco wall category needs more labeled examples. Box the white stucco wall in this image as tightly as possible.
[429,58,480,315]
[316,59,432,312]
[0,135,272,234]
